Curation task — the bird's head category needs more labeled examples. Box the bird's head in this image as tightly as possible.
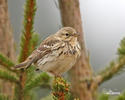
[55,27,79,42]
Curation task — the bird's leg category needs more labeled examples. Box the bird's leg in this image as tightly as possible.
[48,70,61,78]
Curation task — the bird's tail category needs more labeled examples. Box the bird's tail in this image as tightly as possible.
[14,55,38,70]
[14,61,28,69]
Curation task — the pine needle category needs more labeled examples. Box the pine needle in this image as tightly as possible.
[0,69,19,84]
[0,53,16,72]
[24,72,51,93]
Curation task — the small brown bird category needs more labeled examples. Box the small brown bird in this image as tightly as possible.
[15,27,81,76]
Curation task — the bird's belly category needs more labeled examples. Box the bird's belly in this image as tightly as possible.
[37,54,76,75]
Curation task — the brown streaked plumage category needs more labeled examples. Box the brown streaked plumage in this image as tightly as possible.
[15,27,81,76]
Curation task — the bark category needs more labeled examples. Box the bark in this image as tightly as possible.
[59,0,97,100]
[0,0,15,99]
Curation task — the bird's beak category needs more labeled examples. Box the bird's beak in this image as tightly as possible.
[73,33,80,37]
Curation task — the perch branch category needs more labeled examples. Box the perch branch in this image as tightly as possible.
[52,77,71,100]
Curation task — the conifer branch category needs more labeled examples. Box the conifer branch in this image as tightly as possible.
[0,53,16,72]
[0,69,19,84]
[18,0,37,99]
[24,72,51,93]
[0,94,9,100]
[97,93,109,100]
[18,0,37,62]
[14,84,21,100]
[30,33,39,52]
[96,57,125,85]
[115,91,125,100]
[52,77,71,100]
[25,66,36,83]
[96,38,125,85]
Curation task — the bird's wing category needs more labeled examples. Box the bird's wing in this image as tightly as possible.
[25,35,62,69]
[15,35,61,69]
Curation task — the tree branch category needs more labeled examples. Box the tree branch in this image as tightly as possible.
[17,0,37,100]
[96,37,125,85]
[0,53,17,72]
[18,0,37,62]
[52,77,71,100]
[0,94,9,100]
[24,72,51,93]
[96,57,125,85]
[0,69,19,84]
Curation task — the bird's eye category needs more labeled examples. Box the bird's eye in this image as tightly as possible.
[65,33,69,36]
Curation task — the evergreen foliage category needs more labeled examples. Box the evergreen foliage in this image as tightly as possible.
[0,53,15,71]
[0,69,19,83]
[96,37,125,84]
[118,38,125,57]
[52,77,71,100]
[30,33,39,53]
[18,0,37,62]
[97,93,109,100]
[115,92,125,100]
[24,72,51,93]
[0,94,9,100]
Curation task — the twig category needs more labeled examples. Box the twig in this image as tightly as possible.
[95,57,125,85]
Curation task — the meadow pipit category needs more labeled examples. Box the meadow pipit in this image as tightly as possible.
[15,27,81,76]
